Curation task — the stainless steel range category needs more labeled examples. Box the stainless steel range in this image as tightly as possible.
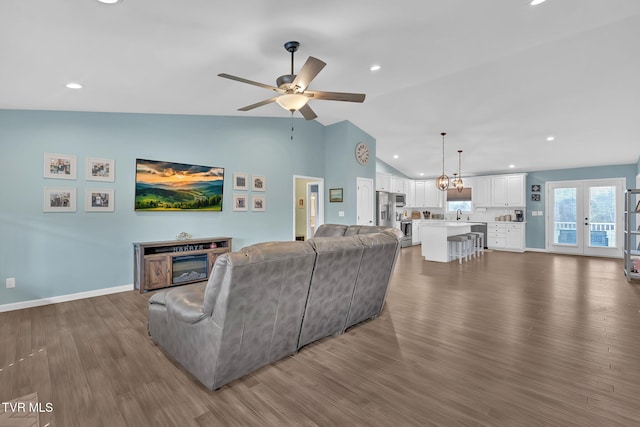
[400,220,412,248]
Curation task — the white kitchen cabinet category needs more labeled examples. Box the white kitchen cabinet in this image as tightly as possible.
[376,173,391,191]
[505,223,524,250]
[492,174,525,207]
[405,180,415,207]
[412,221,422,245]
[487,222,524,252]
[473,176,492,207]
[424,180,443,207]
[414,181,425,206]
[391,177,405,194]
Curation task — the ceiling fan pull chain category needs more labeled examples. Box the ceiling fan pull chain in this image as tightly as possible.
[291,111,295,141]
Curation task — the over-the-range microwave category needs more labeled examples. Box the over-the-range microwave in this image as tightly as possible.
[393,193,406,207]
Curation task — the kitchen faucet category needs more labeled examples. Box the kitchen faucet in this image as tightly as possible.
[456,209,462,220]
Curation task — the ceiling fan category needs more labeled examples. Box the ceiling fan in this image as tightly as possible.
[218,41,366,120]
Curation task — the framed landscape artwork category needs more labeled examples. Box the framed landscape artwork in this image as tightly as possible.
[135,159,225,211]
[44,152,77,180]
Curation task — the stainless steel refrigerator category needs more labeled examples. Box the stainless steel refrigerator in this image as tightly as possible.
[376,191,392,227]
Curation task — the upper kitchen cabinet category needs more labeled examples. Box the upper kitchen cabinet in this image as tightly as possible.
[376,173,392,192]
[391,177,405,194]
[424,180,443,207]
[404,180,415,207]
[472,177,492,207]
[492,174,526,207]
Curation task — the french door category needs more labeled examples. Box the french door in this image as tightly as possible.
[546,178,624,257]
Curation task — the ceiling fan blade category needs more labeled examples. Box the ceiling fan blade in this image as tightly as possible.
[218,73,282,92]
[238,97,279,111]
[306,90,366,103]
[299,104,318,120]
[291,57,326,92]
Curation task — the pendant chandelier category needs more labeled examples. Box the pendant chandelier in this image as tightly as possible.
[451,173,460,187]
[435,132,449,191]
[455,149,464,193]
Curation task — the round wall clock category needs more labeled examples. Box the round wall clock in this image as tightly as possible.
[355,142,369,165]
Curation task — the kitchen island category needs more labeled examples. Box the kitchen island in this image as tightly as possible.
[420,221,483,262]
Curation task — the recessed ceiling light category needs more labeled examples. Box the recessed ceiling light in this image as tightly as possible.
[66,83,83,89]
[509,164,515,168]
[546,136,555,141]
[370,65,381,71]
[419,173,424,176]
[530,0,546,5]
[393,155,399,159]
[98,0,120,3]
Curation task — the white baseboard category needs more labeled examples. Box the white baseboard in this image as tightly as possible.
[525,247,549,253]
[0,284,134,313]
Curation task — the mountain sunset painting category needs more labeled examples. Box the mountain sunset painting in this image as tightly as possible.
[135,159,225,211]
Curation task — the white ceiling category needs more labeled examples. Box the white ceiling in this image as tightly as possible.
[1,0,639,179]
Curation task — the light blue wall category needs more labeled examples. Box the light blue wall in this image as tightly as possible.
[0,109,372,305]
[375,159,410,179]
[324,121,376,224]
[525,164,637,249]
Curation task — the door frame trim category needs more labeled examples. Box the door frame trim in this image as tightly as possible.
[292,175,324,240]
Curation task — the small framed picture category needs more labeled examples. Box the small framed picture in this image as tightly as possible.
[44,152,77,180]
[252,195,266,212]
[329,188,343,203]
[44,187,77,212]
[531,193,541,202]
[233,194,248,211]
[252,175,266,192]
[531,184,541,192]
[86,189,114,212]
[233,173,248,190]
[86,157,115,182]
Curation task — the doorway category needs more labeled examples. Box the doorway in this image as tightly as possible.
[293,175,324,241]
[546,178,624,257]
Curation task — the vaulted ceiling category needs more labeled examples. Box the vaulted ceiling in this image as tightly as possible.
[1,0,639,178]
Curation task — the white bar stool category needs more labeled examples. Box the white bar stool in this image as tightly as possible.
[447,235,468,264]
[469,231,484,256]
[463,233,478,259]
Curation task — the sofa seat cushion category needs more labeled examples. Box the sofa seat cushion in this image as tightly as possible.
[158,283,207,324]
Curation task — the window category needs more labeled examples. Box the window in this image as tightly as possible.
[447,187,472,212]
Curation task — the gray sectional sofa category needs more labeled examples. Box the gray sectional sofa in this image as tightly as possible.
[148,225,402,390]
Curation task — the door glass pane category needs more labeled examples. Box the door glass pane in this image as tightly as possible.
[553,187,577,245]
[588,186,616,248]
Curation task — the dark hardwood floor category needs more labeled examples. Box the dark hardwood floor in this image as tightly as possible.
[1,247,640,426]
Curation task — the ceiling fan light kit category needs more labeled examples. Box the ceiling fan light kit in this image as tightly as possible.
[435,132,450,191]
[218,41,365,120]
[275,93,309,111]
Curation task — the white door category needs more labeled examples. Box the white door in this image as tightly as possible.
[357,177,374,226]
[547,178,624,257]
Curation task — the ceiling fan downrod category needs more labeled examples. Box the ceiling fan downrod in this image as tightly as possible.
[284,41,300,75]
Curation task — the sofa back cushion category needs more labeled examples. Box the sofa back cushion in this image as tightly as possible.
[204,240,316,384]
[313,224,348,237]
[345,232,400,329]
[298,235,364,348]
